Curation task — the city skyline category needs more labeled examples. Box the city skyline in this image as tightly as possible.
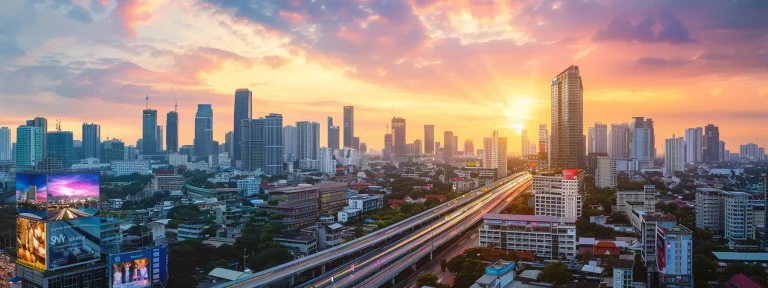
[0,1,767,152]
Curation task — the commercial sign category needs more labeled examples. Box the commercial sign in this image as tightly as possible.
[16,217,47,271]
[506,221,528,226]
[563,169,579,180]
[656,236,667,273]
[16,174,48,220]
[47,217,101,270]
[111,249,152,288]
[46,173,100,221]
[152,244,169,284]
[466,161,480,167]
[484,220,502,225]
[527,155,539,160]
[531,222,551,227]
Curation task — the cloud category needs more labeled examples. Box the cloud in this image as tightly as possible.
[65,5,94,23]
[110,0,158,38]
[635,57,691,68]
[594,10,698,44]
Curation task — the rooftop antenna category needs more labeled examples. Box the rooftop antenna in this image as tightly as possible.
[55,119,61,132]
[171,87,178,112]
[145,95,149,110]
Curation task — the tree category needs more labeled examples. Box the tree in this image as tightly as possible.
[447,255,486,287]
[537,262,573,284]
[354,226,364,238]
[604,256,616,275]
[417,273,439,288]
[440,258,448,272]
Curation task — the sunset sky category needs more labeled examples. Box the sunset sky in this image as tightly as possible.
[1,0,767,153]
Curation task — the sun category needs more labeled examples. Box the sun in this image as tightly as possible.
[500,96,539,134]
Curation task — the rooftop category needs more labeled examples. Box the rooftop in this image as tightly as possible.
[658,224,693,234]
[208,268,246,281]
[613,259,634,269]
[483,213,559,223]
[712,252,768,262]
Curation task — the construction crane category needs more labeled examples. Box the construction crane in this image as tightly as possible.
[145,95,149,110]
[55,119,62,132]
[171,87,178,112]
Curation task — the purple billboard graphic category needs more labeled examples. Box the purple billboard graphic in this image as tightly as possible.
[46,173,100,221]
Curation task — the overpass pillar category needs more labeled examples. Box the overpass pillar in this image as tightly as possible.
[411,264,417,271]
[289,275,294,287]
[321,263,326,274]
[430,251,433,260]
[392,278,396,285]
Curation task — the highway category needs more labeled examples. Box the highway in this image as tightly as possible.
[47,207,91,220]
[302,175,532,288]
[217,172,529,288]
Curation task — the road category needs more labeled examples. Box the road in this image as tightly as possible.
[47,207,91,220]
[218,173,529,288]
[304,176,531,288]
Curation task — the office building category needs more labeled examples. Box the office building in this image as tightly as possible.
[704,124,720,163]
[194,104,214,159]
[609,123,631,159]
[242,118,265,171]
[166,111,179,152]
[283,125,297,163]
[664,135,685,177]
[233,89,253,160]
[15,126,44,167]
[479,214,577,260]
[328,117,340,151]
[391,117,406,156]
[533,171,583,219]
[142,109,157,155]
[46,131,74,168]
[695,188,752,241]
[719,141,726,162]
[613,259,635,288]
[483,130,507,177]
[616,185,657,214]
[521,129,530,157]
[343,106,354,148]
[411,140,420,155]
[595,156,617,188]
[264,114,284,175]
[383,133,392,161]
[156,125,164,151]
[550,65,584,169]
[82,123,101,160]
[656,225,693,288]
[539,124,549,168]
[629,212,677,266]
[424,125,435,154]
[464,140,474,156]
[297,121,320,161]
[25,117,48,158]
[631,117,655,169]
[453,135,459,155]
[0,127,11,161]
[101,139,125,163]
[444,131,454,161]
[590,122,608,154]
[684,127,702,163]
[224,131,233,158]
[318,147,335,174]
[352,136,360,151]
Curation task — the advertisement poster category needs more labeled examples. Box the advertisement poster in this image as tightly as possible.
[656,236,667,273]
[16,218,47,270]
[47,218,101,270]
[152,244,169,284]
[16,174,48,220]
[562,169,579,180]
[111,249,152,288]
[46,173,100,221]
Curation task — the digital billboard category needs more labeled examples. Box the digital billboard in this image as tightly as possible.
[152,244,169,284]
[563,169,579,180]
[16,217,47,271]
[111,249,152,288]
[46,173,100,221]
[47,217,101,270]
[16,174,48,220]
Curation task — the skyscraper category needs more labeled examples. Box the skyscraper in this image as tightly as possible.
[443,131,454,161]
[539,124,549,168]
[101,139,125,163]
[194,104,214,159]
[631,117,655,169]
[46,131,74,168]
[233,89,253,160]
[550,65,584,169]
[719,141,726,162]
[664,135,685,176]
[142,109,157,155]
[297,121,320,161]
[82,123,101,160]
[166,111,179,152]
[343,106,354,148]
[0,127,11,161]
[684,127,702,163]
[590,122,608,154]
[224,131,233,158]
[264,114,284,175]
[328,117,340,151]
[483,130,508,177]
[521,129,530,157]
[609,123,631,158]
[464,140,474,156]
[383,133,393,160]
[156,126,164,152]
[15,126,43,167]
[241,118,264,171]
[352,137,360,151]
[283,125,297,163]
[25,117,48,158]
[391,117,406,156]
[412,140,421,155]
[453,135,458,155]
[424,125,435,155]
[704,124,720,163]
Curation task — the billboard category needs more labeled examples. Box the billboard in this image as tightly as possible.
[16,217,47,271]
[46,173,100,221]
[538,152,547,161]
[506,221,528,226]
[47,217,101,270]
[466,161,480,167]
[538,142,546,153]
[152,244,169,284]
[110,249,152,288]
[563,169,579,180]
[484,220,502,225]
[527,155,539,160]
[656,235,667,273]
[16,174,48,220]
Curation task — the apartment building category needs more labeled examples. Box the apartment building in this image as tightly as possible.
[479,214,577,260]
[656,225,693,288]
[533,171,583,220]
[615,185,656,214]
[695,188,753,241]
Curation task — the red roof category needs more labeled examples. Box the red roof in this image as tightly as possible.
[424,194,445,201]
[726,274,765,288]
[390,203,401,209]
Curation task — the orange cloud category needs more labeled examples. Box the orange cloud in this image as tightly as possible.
[111,0,159,38]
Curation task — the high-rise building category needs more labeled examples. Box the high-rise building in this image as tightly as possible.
[82,123,101,160]
[479,214,577,260]
[383,133,393,161]
[352,137,360,151]
[125,145,137,160]
[684,127,702,163]
[631,117,655,169]
[719,141,726,162]
[224,131,233,158]
[590,123,608,154]
[391,117,406,157]
[412,140,421,155]
[328,117,340,151]
[521,129,530,157]
[242,118,264,171]
[46,131,74,168]
[696,188,752,240]
[609,123,631,159]
[343,106,354,148]
[194,104,214,159]
[264,114,284,175]
[15,126,43,167]
[142,109,157,155]
[656,225,693,287]
[318,147,335,174]
[25,117,48,158]
[534,171,583,220]
[0,127,12,161]
[664,135,686,177]
[595,156,617,188]
[464,140,474,156]
[283,125,297,163]
[297,121,320,161]
[233,89,253,160]
[704,124,719,163]
[740,143,762,160]
[166,111,179,152]
[360,142,368,155]
[453,135,459,155]
[483,130,507,177]
[443,131,454,161]
[156,125,164,152]
[101,139,125,163]
[550,65,584,169]
[538,124,549,168]
[424,125,435,155]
